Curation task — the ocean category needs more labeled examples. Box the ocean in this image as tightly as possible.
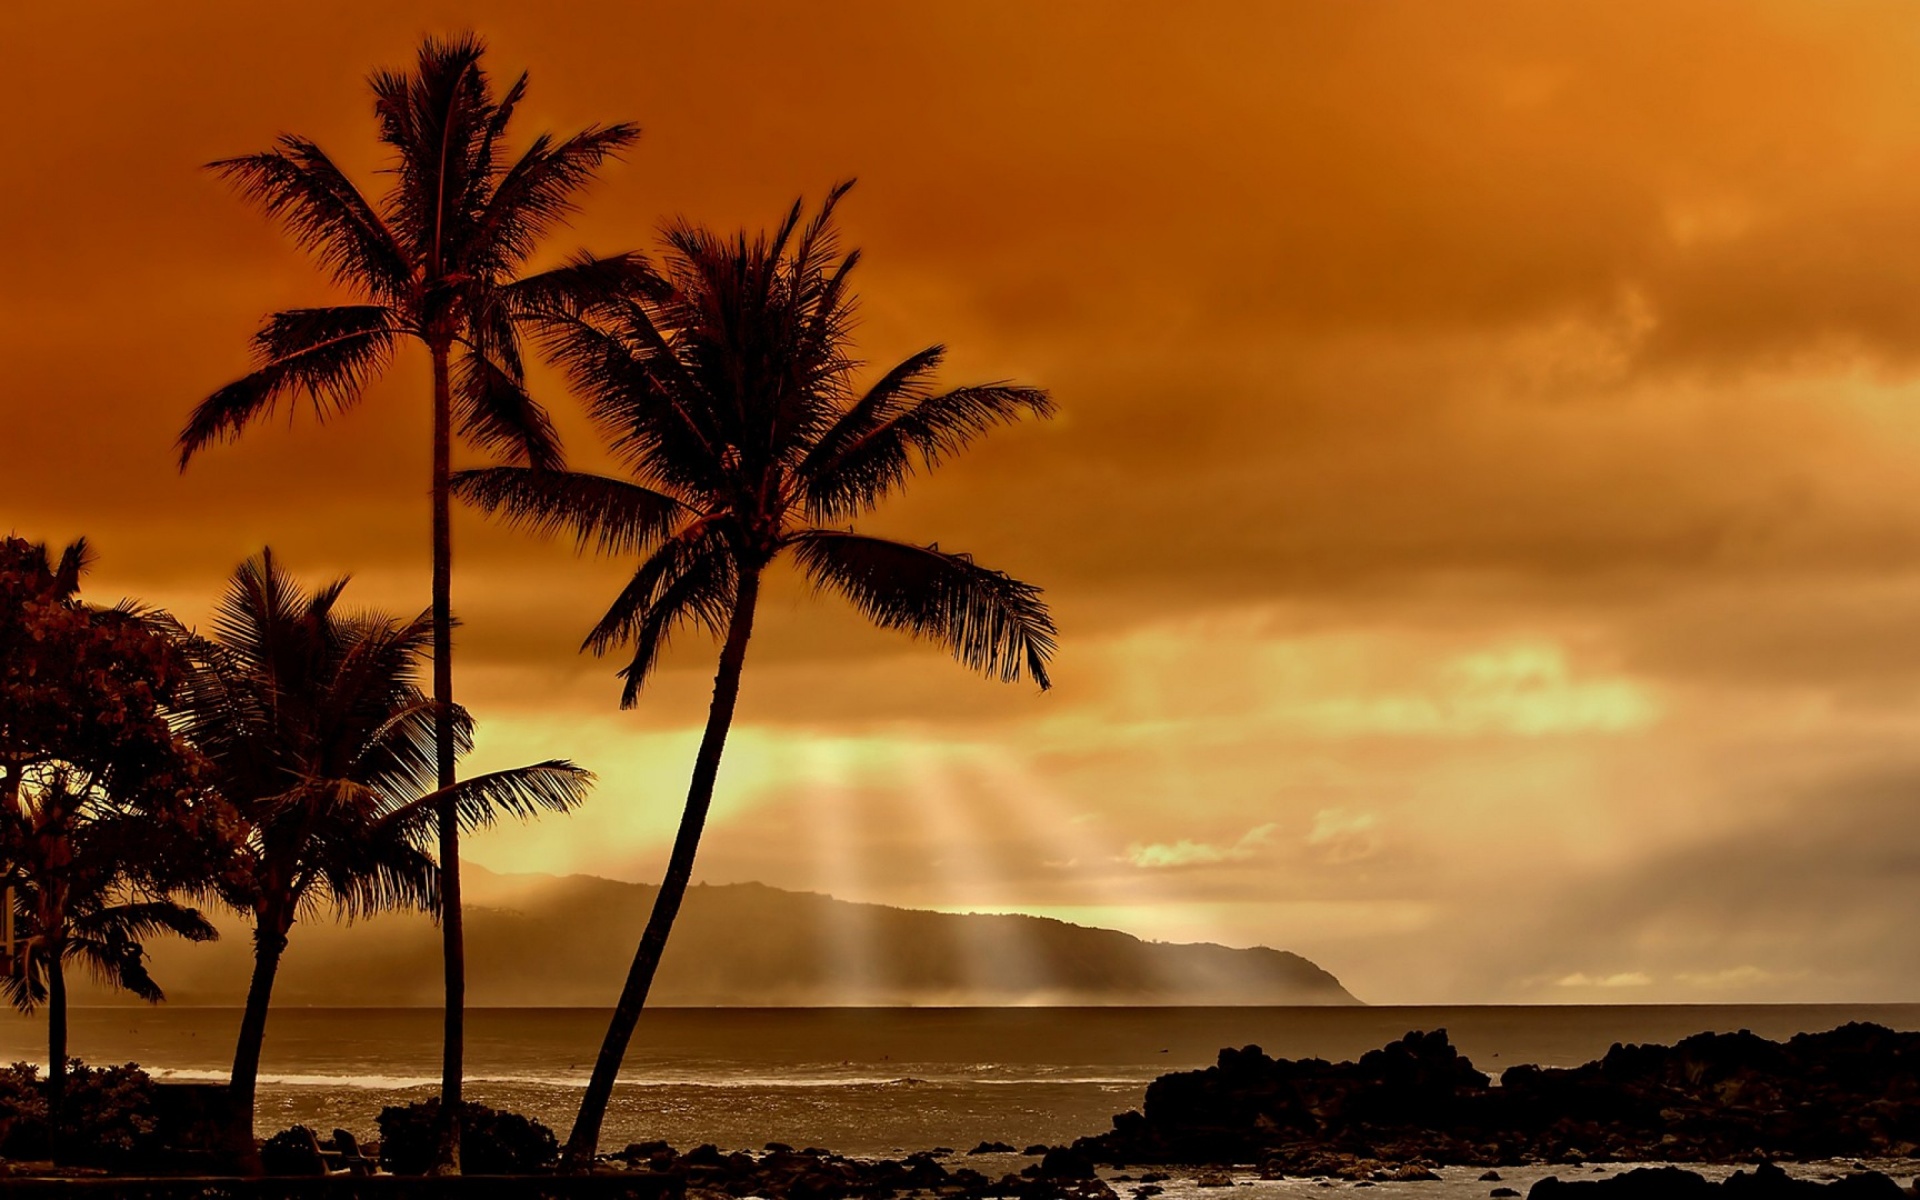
[4,1004,1917,1158]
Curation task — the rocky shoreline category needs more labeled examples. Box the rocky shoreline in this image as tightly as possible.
[1065,1023,1920,1173]
[553,1023,1920,1198]
[586,1145,1919,1200]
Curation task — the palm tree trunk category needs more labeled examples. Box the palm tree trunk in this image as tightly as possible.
[562,567,764,1169]
[429,342,464,1175]
[46,946,67,1161]
[229,917,288,1119]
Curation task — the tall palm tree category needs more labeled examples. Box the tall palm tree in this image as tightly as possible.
[177,33,638,1160]
[168,551,593,1123]
[452,183,1057,1165]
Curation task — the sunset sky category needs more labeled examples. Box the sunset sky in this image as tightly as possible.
[7,1,1920,1004]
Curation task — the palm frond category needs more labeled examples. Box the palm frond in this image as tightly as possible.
[579,518,730,656]
[790,531,1055,689]
[531,303,726,494]
[593,531,739,707]
[322,837,440,922]
[451,466,686,557]
[51,537,92,597]
[798,345,943,480]
[505,252,657,318]
[371,32,492,272]
[0,962,46,1013]
[208,138,410,298]
[381,761,594,839]
[74,900,218,946]
[805,380,1054,518]
[465,123,641,273]
[452,349,564,470]
[180,307,400,466]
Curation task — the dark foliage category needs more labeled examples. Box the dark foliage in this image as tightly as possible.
[259,1125,327,1176]
[376,1098,559,1175]
[0,1060,159,1167]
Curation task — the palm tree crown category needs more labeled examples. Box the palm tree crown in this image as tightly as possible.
[179,32,640,469]
[172,551,593,938]
[453,181,1056,701]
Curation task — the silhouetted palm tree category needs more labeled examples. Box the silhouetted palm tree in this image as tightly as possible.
[176,33,637,1157]
[452,183,1056,1164]
[1,778,217,1146]
[169,551,593,1123]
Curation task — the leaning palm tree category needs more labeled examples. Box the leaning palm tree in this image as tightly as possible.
[168,551,593,1123]
[177,33,638,1158]
[452,183,1056,1165]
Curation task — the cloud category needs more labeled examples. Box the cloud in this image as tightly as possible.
[1126,823,1278,870]
[1555,972,1654,990]
[1307,809,1381,865]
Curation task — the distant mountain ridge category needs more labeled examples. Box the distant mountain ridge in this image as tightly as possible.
[113,867,1359,1007]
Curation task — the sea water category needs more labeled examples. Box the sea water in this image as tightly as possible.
[3,1004,1916,1158]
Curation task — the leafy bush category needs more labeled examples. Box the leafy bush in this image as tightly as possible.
[259,1125,326,1176]
[0,1062,50,1159]
[66,1061,159,1162]
[0,1060,158,1167]
[376,1099,558,1175]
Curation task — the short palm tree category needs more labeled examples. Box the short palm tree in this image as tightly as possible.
[1,776,217,1146]
[177,33,638,1152]
[452,183,1056,1164]
[168,551,593,1121]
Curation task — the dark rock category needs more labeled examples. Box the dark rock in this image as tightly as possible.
[1484,1173,1505,1182]
[1041,1146,1100,1179]
[1493,1191,1521,1198]
[1530,1167,1718,1200]
[1026,1144,1052,1156]
[972,1140,1019,1154]
[764,1141,793,1153]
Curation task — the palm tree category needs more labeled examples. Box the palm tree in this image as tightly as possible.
[168,550,593,1123]
[177,33,638,1159]
[451,183,1057,1165]
[1,777,217,1149]
[0,536,218,1149]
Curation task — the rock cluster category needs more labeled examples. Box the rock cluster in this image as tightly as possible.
[605,1140,1116,1200]
[1072,1023,1920,1170]
[1529,1162,1908,1200]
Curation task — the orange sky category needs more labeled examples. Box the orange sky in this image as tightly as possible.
[7,1,1920,1002]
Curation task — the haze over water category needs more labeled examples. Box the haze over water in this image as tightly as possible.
[10,1004,1915,1153]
